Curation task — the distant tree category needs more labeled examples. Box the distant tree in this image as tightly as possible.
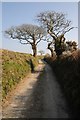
[37,11,76,57]
[38,50,45,55]
[5,24,46,57]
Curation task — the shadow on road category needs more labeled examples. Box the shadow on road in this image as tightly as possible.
[20,66,45,118]
[2,63,72,119]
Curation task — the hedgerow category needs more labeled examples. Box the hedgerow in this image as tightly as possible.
[2,49,39,99]
[44,50,80,118]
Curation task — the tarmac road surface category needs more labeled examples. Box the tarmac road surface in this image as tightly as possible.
[2,63,70,118]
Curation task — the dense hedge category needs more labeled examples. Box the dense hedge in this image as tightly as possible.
[2,49,39,99]
[44,50,80,118]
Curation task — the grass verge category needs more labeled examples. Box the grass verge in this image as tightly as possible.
[2,49,39,99]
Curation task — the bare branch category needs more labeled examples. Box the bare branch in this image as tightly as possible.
[63,27,77,34]
[37,11,77,57]
[19,40,30,44]
[37,11,76,38]
[5,24,46,44]
[4,24,46,57]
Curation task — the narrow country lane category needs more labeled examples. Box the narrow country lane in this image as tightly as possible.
[2,62,70,118]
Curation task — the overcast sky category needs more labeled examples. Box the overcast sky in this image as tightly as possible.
[2,2,78,54]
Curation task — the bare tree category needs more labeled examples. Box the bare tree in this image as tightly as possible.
[38,50,45,55]
[5,24,46,57]
[37,11,76,57]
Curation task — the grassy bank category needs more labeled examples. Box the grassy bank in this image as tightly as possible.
[44,50,80,118]
[2,49,39,99]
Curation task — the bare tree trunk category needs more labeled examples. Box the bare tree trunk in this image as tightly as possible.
[32,44,37,57]
[33,47,37,57]
[48,42,54,57]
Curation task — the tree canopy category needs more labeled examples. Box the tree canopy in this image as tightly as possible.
[37,11,76,57]
[5,24,46,57]
[5,11,77,58]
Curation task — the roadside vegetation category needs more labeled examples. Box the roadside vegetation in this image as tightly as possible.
[44,50,80,118]
[2,49,39,99]
[3,10,79,118]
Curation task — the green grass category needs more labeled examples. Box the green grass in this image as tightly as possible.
[2,49,39,99]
